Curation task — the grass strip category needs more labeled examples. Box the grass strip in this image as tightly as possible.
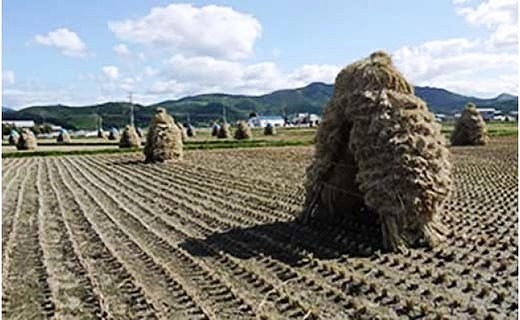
[2,139,313,158]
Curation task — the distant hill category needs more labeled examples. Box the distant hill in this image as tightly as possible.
[3,83,517,129]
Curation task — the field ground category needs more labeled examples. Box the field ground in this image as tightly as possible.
[2,122,516,157]
[2,136,517,319]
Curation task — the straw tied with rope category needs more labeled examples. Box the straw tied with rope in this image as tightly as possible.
[300,51,452,252]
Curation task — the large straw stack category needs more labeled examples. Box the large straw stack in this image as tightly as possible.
[217,123,230,139]
[119,125,141,148]
[16,128,37,150]
[301,51,452,251]
[144,108,183,162]
[234,121,252,140]
[57,129,72,143]
[211,123,220,137]
[450,103,489,146]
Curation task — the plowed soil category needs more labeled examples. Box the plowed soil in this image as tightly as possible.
[2,136,517,319]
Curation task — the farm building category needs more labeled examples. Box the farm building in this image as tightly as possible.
[454,108,508,121]
[475,108,508,121]
[248,115,285,128]
[290,113,321,125]
[435,113,447,122]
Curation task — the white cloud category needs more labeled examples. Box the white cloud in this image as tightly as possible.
[34,28,87,57]
[108,4,261,60]
[119,77,138,91]
[146,54,339,97]
[288,64,340,84]
[393,38,518,97]
[3,70,15,85]
[102,66,119,80]
[394,40,516,82]
[2,87,101,109]
[144,66,158,77]
[426,73,518,97]
[455,0,518,48]
[113,43,131,57]
[391,0,518,97]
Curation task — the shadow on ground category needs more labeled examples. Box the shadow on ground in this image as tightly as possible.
[179,217,385,266]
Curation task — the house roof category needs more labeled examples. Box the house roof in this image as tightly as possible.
[251,116,284,120]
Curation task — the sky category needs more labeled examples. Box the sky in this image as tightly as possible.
[2,0,518,109]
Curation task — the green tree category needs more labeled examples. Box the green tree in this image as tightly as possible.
[2,123,12,136]
[42,123,53,134]
[31,126,41,135]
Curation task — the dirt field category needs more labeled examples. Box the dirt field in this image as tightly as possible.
[2,136,517,319]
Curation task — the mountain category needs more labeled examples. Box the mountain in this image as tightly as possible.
[3,83,517,130]
[413,87,518,114]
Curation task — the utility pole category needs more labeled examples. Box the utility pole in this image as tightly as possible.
[222,105,227,123]
[128,91,134,127]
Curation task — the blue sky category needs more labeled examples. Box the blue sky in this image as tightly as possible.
[2,0,518,109]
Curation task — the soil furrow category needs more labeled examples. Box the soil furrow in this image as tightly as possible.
[51,158,160,320]
[59,157,247,319]
[76,156,401,319]
[3,159,56,320]
[38,158,104,319]
[85,156,497,318]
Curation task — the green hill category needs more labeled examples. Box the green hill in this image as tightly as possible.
[3,83,517,130]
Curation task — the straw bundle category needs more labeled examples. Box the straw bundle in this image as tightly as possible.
[108,128,119,140]
[301,51,452,251]
[187,125,196,137]
[144,108,183,162]
[450,103,489,146]
[234,121,252,140]
[177,122,188,142]
[57,130,71,143]
[8,130,19,145]
[211,123,220,136]
[264,123,276,135]
[16,128,37,150]
[119,125,141,148]
[217,123,230,139]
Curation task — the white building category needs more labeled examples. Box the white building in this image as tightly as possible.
[248,116,285,128]
[435,113,446,122]
[476,108,497,121]
[2,120,35,128]
[291,113,321,125]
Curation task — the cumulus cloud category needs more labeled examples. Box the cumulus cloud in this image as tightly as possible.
[2,86,101,109]
[146,54,338,97]
[108,3,261,60]
[3,70,15,85]
[113,43,131,57]
[393,37,518,97]
[393,39,515,82]
[34,28,87,57]
[143,66,158,77]
[102,66,119,80]
[288,64,340,84]
[455,0,518,48]
[392,0,518,97]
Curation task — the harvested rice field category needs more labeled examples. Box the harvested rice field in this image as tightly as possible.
[2,136,517,319]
